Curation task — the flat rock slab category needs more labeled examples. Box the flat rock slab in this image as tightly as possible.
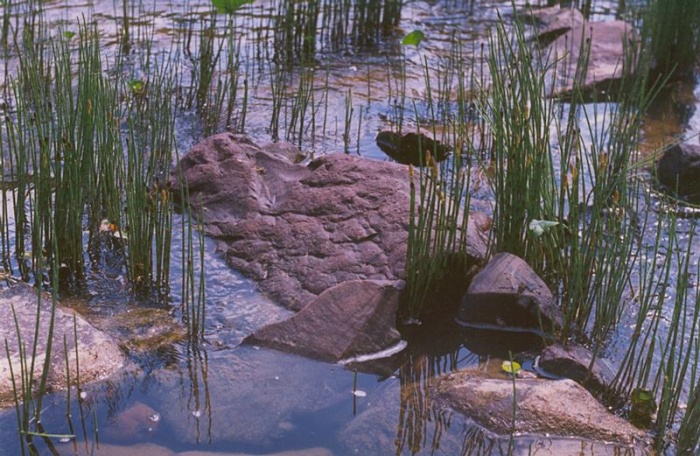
[431,368,647,446]
[176,133,488,311]
[458,252,563,333]
[527,7,637,97]
[0,284,125,407]
[246,280,403,363]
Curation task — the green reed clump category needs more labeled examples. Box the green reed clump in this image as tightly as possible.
[403,37,477,317]
[678,380,700,454]
[644,0,700,81]
[273,0,319,65]
[0,14,202,294]
[607,211,700,450]
[479,15,558,271]
[469,7,661,348]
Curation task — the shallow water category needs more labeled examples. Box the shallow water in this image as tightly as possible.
[0,0,699,454]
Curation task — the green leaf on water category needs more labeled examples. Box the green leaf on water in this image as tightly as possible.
[211,0,255,14]
[128,79,145,94]
[501,360,521,374]
[402,30,425,47]
[63,31,76,40]
[528,219,560,238]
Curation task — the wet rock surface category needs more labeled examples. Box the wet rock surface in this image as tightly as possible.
[375,131,451,166]
[104,402,161,442]
[175,133,411,311]
[538,343,615,395]
[458,252,563,333]
[431,367,647,445]
[176,133,488,311]
[527,7,637,97]
[655,142,700,201]
[0,284,125,407]
[246,280,403,363]
[337,361,647,455]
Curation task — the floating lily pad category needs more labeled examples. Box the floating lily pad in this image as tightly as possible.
[501,360,522,375]
[402,30,425,47]
[211,0,254,14]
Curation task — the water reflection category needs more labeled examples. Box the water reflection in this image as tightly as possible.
[177,339,212,445]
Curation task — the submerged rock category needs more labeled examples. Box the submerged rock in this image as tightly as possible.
[104,402,161,442]
[526,7,637,98]
[0,284,125,408]
[457,252,563,334]
[246,280,404,363]
[431,367,647,445]
[375,131,451,166]
[655,142,700,201]
[153,347,351,446]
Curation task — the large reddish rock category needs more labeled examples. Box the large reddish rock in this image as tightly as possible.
[175,133,489,311]
[526,7,637,98]
[458,252,563,334]
[245,280,403,363]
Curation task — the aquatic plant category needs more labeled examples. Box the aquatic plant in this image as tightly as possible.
[644,0,700,81]
[402,34,476,317]
[0,8,208,451]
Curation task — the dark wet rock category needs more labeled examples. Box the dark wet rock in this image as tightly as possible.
[104,402,160,442]
[457,252,563,334]
[655,142,700,201]
[246,280,404,363]
[538,343,615,395]
[526,7,637,98]
[154,347,351,446]
[175,133,489,311]
[0,284,125,408]
[375,130,451,166]
[431,367,647,445]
